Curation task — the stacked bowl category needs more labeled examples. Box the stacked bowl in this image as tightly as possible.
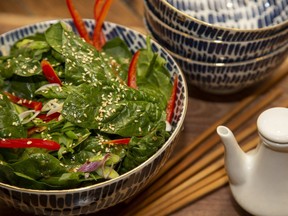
[143,0,288,94]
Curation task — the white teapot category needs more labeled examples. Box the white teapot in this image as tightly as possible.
[217,107,288,216]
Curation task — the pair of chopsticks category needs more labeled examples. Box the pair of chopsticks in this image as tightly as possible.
[121,59,288,216]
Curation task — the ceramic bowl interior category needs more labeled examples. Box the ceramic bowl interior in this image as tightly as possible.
[146,0,288,41]
[144,0,288,63]
[0,19,188,215]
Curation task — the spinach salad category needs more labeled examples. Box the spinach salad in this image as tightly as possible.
[0,22,174,190]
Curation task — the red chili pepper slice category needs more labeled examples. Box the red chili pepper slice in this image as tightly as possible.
[4,92,42,111]
[166,75,178,123]
[66,0,92,44]
[93,0,113,50]
[103,138,131,145]
[127,50,140,89]
[37,112,61,122]
[94,0,105,21]
[93,0,107,47]
[0,138,60,150]
[41,60,62,86]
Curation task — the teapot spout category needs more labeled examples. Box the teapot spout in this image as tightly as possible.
[217,126,247,185]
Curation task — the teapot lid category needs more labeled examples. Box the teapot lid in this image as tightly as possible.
[257,107,288,144]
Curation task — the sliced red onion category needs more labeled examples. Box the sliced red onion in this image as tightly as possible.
[78,161,102,172]
[78,154,111,173]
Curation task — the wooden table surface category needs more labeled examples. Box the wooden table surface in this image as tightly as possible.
[0,1,288,216]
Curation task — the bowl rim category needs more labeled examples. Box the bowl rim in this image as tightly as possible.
[148,0,288,33]
[144,1,288,44]
[165,37,288,66]
[0,19,189,194]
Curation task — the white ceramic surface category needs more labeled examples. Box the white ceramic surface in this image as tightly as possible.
[217,107,288,216]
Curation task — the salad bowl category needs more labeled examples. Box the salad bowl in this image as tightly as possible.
[166,41,288,94]
[0,19,188,215]
[146,0,288,41]
[144,0,288,63]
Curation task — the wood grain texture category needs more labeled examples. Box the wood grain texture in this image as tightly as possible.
[0,0,145,33]
[0,1,288,216]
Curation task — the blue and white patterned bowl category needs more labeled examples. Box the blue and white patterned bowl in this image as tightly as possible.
[144,0,288,63]
[0,19,188,215]
[146,0,288,41]
[166,42,288,94]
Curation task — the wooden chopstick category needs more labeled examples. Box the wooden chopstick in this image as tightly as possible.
[152,58,288,183]
[135,168,228,216]
[130,98,288,216]
[133,160,225,216]
[154,58,288,182]
[122,59,288,216]
[133,135,260,216]
[158,175,229,216]
[125,87,283,213]
[127,123,257,214]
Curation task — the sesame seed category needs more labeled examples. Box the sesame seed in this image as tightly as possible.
[12,122,19,126]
